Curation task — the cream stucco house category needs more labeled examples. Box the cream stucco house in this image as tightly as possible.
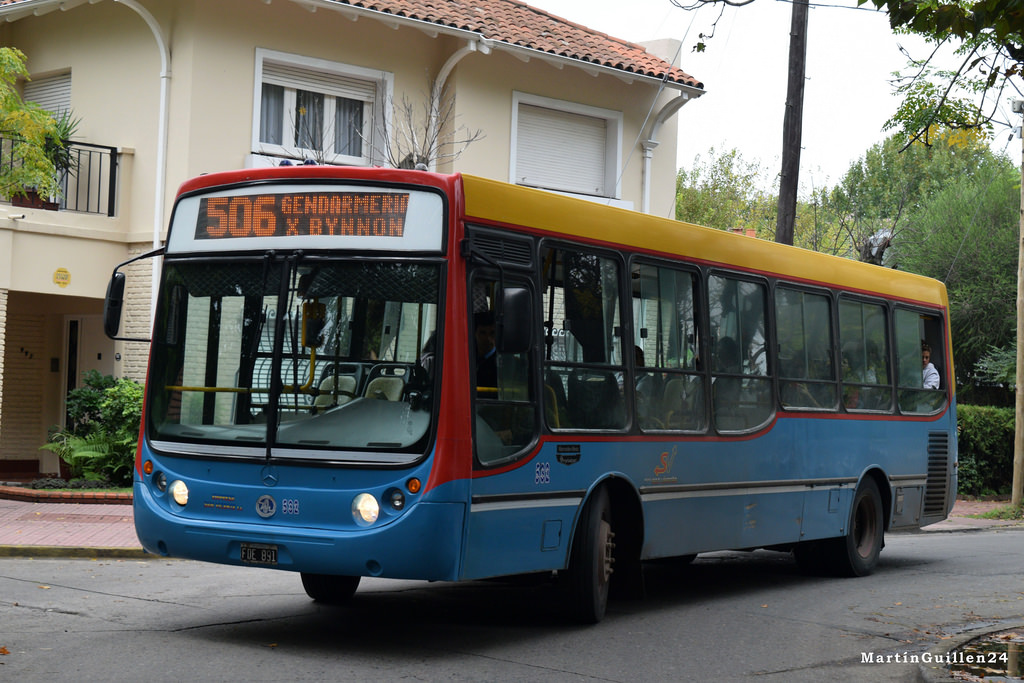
[0,0,703,479]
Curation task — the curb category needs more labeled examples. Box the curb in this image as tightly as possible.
[917,622,1024,682]
[0,485,132,505]
[0,544,150,559]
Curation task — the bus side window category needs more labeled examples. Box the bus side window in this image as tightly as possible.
[631,262,705,432]
[708,274,773,432]
[775,287,837,411]
[839,298,892,412]
[894,308,946,414]
[541,246,626,431]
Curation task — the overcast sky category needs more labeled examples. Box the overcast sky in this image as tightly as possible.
[527,0,1019,205]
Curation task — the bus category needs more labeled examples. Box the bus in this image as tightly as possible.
[104,166,956,623]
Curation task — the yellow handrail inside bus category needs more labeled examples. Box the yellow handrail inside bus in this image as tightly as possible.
[166,385,262,394]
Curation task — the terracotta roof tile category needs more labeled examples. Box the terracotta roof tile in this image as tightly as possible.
[343,0,701,89]
[0,0,703,89]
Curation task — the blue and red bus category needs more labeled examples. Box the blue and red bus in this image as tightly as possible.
[105,166,956,622]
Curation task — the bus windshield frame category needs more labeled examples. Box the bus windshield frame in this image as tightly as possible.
[143,179,446,465]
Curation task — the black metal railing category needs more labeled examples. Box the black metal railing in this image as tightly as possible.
[59,141,119,216]
[0,136,119,217]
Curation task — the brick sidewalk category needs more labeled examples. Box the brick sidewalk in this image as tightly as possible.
[0,498,142,555]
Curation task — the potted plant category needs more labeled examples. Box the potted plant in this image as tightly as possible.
[12,109,79,210]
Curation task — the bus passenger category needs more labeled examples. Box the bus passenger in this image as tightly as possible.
[922,343,940,389]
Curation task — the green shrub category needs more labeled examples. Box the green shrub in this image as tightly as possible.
[41,372,143,487]
[64,369,117,436]
[957,404,1014,496]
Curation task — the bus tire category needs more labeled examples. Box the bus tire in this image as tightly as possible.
[831,477,884,577]
[565,486,615,624]
[300,573,361,604]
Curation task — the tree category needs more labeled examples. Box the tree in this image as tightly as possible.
[821,132,991,265]
[0,47,65,199]
[859,0,1023,144]
[675,146,776,231]
[373,80,483,170]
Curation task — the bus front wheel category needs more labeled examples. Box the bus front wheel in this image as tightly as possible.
[565,486,615,624]
[300,573,361,604]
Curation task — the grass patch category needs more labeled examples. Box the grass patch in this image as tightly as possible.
[976,504,1024,520]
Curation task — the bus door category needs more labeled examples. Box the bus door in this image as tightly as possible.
[463,267,550,578]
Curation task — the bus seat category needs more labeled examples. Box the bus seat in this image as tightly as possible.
[364,376,404,401]
[662,377,687,428]
[544,370,568,429]
[364,364,408,401]
[544,384,561,428]
[313,375,357,411]
[568,370,624,429]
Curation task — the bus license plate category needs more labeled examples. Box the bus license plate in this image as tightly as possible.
[240,542,277,565]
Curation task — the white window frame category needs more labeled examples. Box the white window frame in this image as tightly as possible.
[510,92,622,201]
[251,48,393,167]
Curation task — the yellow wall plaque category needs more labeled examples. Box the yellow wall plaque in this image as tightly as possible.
[53,268,70,288]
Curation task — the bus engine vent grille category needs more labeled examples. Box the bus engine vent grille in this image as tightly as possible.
[924,431,950,517]
[467,232,534,268]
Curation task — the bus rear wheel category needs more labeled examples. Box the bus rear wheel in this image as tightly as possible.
[300,573,361,604]
[565,486,615,624]
[835,477,884,576]
[794,478,884,577]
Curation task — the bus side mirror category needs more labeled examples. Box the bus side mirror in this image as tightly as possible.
[103,272,126,339]
[499,286,533,354]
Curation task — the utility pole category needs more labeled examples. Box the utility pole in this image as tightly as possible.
[1013,99,1024,507]
[775,0,809,246]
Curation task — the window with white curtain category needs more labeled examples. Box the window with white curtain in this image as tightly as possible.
[253,49,390,165]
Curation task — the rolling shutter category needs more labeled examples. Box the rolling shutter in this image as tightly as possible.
[515,104,607,196]
[24,73,71,114]
[262,62,375,102]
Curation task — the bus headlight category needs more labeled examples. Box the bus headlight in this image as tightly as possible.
[352,493,379,526]
[169,480,189,506]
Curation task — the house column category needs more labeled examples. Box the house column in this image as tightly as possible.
[118,243,156,382]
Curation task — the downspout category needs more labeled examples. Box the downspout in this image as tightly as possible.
[113,0,170,317]
[641,94,690,215]
[428,39,490,171]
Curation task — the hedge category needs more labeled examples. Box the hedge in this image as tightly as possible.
[957,404,1014,496]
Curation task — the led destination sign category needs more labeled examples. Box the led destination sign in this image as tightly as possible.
[196,192,410,240]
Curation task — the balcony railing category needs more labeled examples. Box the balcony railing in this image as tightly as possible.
[0,136,119,217]
[59,142,119,216]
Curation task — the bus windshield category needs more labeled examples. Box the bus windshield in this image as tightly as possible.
[147,257,440,463]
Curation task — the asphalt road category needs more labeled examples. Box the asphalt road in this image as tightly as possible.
[2,527,1023,682]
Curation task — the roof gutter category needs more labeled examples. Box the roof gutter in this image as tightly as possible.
[642,93,693,215]
[429,39,492,171]
[111,0,170,318]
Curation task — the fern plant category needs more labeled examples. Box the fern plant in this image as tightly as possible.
[41,373,142,487]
